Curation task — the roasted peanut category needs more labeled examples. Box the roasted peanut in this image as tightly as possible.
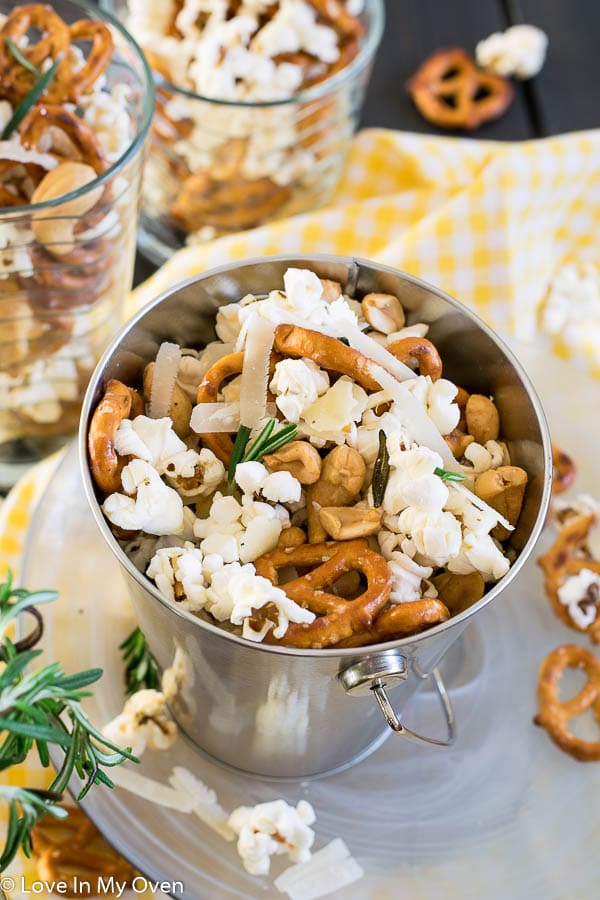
[264,440,322,484]
[276,526,307,549]
[361,292,406,335]
[319,279,342,301]
[466,394,500,444]
[445,429,475,459]
[431,571,485,615]
[307,446,366,542]
[475,465,528,541]
[143,361,192,439]
[319,506,382,540]
[31,162,103,258]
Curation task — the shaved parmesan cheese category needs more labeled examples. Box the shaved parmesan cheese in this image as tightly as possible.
[191,402,241,433]
[240,314,275,428]
[275,838,364,899]
[450,481,514,533]
[369,363,458,469]
[169,766,235,841]
[109,766,196,813]
[149,342,181,419]
[334,320,416,382]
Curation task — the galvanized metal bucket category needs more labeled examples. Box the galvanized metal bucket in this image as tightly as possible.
[79,255,552,779]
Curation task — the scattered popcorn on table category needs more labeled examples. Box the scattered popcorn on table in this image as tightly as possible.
[102,689,177,757]
[557,569,600,630]
[476,24,548,79]
[228,799,316,876]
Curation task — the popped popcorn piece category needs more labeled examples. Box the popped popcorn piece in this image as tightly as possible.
[386,547,435,604]
[228,799,316,876]
[463,440,506,473]
[192,490,288,563]
[262,471,302,503]
[540,263,600,336]
[235,460,269,495]
[270,358,330,423]
[102,689,177,757]
[147,543,208,610]
[206,563,315,641]
[476,24,548,79]
[102,459,184,536]
[396,506,463,567]
[383,445,448,515]
[426,378,460,435]
[447,530,510,582]
[557,569,600,630]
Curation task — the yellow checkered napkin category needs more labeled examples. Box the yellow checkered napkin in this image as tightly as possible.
[1,126,600,891]
[130,127,600,375]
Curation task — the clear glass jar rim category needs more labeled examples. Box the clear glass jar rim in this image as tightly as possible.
[152,0,385,109]
[0,0,155,216]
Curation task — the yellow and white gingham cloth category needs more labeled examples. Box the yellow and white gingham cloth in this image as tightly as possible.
[1,126,600,891]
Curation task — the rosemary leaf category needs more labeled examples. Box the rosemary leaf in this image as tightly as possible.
[371,430,390,507]
[434,466,465,483]
[5,37,40,76]
[242,417,276,462]
[2,56,61,140]
[228,424,252,483]
[119,627,160,695]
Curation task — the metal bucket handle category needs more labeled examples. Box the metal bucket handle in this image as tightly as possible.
[339,650,456,747]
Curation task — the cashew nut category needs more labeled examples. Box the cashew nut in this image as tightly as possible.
[263,440,322,484]
[307,445,366,542]
[431,571,485,615]
[319,279,342,301]
[31,162,103,258]
[444,429,475,459]
[361,293,406,335]
[277,526,307,549]
[143,361,192,439]
[466,394,500,444]
[319,506,382,540]
[474,465,528,541]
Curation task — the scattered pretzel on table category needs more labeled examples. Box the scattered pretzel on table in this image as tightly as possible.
[32,804,135,896]
[254,538,392,648]
[407,47,513,130]
[534,644,600,761]
[552,444,577,494]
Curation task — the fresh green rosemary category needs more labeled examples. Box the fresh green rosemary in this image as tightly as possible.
[228,424,252,483]
[5,37,40,76]
[0,572,137,870]
[119,627,160,696]
[229,418,298,483]
[2,56,61,140]
[371,430,390,507]
[434,466,466,483]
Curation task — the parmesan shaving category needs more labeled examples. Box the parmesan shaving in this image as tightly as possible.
[275,838,364,899]
[169,766,235,841]
[109,766,196,813]
[369,363,459,469]
[190,402,241,433]
[240,314,276,428]
[149,342,181,419]
[334,320,416,382]
[450,481,514,533]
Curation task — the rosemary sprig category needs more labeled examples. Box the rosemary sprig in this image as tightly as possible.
[119,627,160,696]
[0,572,137,870]
[338,337,350,346]
[228,424,252,483]
[5,37,40,76]
[434,466,466,483]
[242,418,298,463]
[371,430,390,507]
[2,55,61,140]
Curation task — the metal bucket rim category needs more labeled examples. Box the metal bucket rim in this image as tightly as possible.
[79,253,553,660]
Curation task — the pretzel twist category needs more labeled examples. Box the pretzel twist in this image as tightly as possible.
[335,598,450,647]
[20,105,109,175]
[59,20,114,102]
[0,4,70,101]
[386,336,443,381]
[254,538,392,648]
[534,644,600,761]
[194,351,245,465]
[88,378,144,495]
[273,323,382,391]
[408,48,513,131]
[538,513,600,643]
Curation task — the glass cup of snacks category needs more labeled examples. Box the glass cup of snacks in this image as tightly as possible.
[0,0,153,490]
[112,0,384,263]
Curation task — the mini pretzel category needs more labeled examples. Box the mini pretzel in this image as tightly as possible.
[254,539,392,648]
[552,443,576,494]
[305,0,364,38]
[171,173,291,233]
[59,20,114,102]
[386,337,443,381]
[27,240,113,310]
[20,105,109,175]
[273,324,382,391]
[335,598,450,647]
[88,378,144,495]
[0,4,70,101]
[534,644,600,761]
[195,351,244,465]
[408,48,513,131]
[538,513,600,643]
[33,805,135,896]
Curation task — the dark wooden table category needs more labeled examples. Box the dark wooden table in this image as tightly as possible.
[134,0,598,285]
